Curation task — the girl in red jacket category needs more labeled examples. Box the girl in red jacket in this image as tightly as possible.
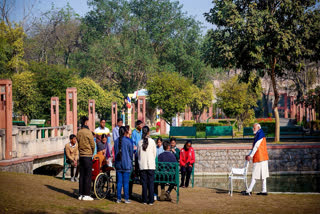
[179,140,195,188]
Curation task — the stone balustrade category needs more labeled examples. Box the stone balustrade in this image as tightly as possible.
[0,125,73,160]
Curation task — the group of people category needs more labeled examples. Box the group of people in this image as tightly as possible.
[65,116,269,203]
[64,116,196,204]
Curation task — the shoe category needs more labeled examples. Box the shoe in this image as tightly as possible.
[82,195,94,201]
[154,195,157,201]
[75,177,79,182]
[149,203,153,206]
[165,192,172,201]
[143,202,147,205]
[242,191,251,196]
[124,200,131,204]
[116,199,121,203]
[71,177,75,182]
[78,195,83,200]
[257,192,268,196]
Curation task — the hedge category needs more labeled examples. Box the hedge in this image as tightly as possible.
[193,123,223,132]
[182,120,195,127]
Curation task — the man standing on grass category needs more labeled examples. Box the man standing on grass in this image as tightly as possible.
[243,123,269,196]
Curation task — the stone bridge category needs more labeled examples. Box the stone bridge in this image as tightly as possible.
[0,125,73,174]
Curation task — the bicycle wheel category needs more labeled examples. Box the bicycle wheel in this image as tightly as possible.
[94,173,110,199]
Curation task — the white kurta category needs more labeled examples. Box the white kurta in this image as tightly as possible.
[251,160,269,179]
[249,138,269,180]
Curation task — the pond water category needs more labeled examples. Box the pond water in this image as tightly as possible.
[194,174,320,192]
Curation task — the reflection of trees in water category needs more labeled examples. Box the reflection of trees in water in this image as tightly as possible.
[194,175,320,192]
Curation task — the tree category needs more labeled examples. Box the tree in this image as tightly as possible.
[24,3,81,68]
[12,71,42,119]
[189,83,214,122]
[0,21,27,77]
[75,77,123,118]
[147,71,192,125]
[29,62,78,120]
[76,0,207,94]
[204,1,320,142]
[216,75,261,129]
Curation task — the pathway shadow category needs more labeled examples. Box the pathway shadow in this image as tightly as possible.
[45,185,77,198]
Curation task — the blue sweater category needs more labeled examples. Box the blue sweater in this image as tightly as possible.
[114,136,134,172]
[158,151,177,163]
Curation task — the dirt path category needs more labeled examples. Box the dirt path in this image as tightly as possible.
[0,172,319,214]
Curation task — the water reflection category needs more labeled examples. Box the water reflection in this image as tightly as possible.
[194,174,320,192]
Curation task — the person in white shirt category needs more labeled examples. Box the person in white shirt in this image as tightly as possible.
[138,126,157,205]
[94,118,112,166]
[243,123,269,196]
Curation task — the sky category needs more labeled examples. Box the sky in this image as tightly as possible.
[10,0,214,34]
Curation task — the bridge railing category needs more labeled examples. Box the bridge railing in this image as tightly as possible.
[0,125,73,160]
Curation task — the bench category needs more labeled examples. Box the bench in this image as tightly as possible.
[62,149,71,180]
[12,121,26,126]
[280,126,305,136]
[169,126,197,138]
[155,161,180,203]
[205,126,233,138]
[243,127,268,138]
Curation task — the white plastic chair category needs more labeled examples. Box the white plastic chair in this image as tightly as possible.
[228,161,249,196]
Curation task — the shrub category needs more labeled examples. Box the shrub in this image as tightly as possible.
[182,120,195,127]
[256,118,275,123]
[310,120,320,130]
[193,123,223,131]
[217,119,236,125]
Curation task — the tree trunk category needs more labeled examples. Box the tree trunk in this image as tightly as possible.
[270,57,280,142]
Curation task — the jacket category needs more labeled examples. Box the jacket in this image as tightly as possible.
[77,127,95,157]
[65,142,79,161]
[251,129,269,163]
[180,147,195,167]
[171,147,180,162]
[114,136,134,172]
[138,137,157,170]
[158,151,176,163]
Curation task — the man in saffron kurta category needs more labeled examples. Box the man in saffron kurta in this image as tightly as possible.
[244,123,269,195]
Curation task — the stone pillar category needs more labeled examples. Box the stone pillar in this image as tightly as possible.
[185,107,192,120]
[88,99,95,132]
[300,104,304,122]
[160,110,166,135]
[137,96,146,123]
[284,94,288,118]
[201,108,207,121]
[0,80,12,160]
[131,103,135,129]
[111,102,117,130]
[209,105,213,120]
[290,97,296,119]
[66,88,77,135]
[22,115,28,125]
[51,97,59,136]
[312,108,316,121]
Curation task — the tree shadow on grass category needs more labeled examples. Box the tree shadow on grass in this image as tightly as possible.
[23,208,117,214]
[24,211,48,214]
[79,209,117,214]
[209,187,229,194]
[45,184,77,198]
